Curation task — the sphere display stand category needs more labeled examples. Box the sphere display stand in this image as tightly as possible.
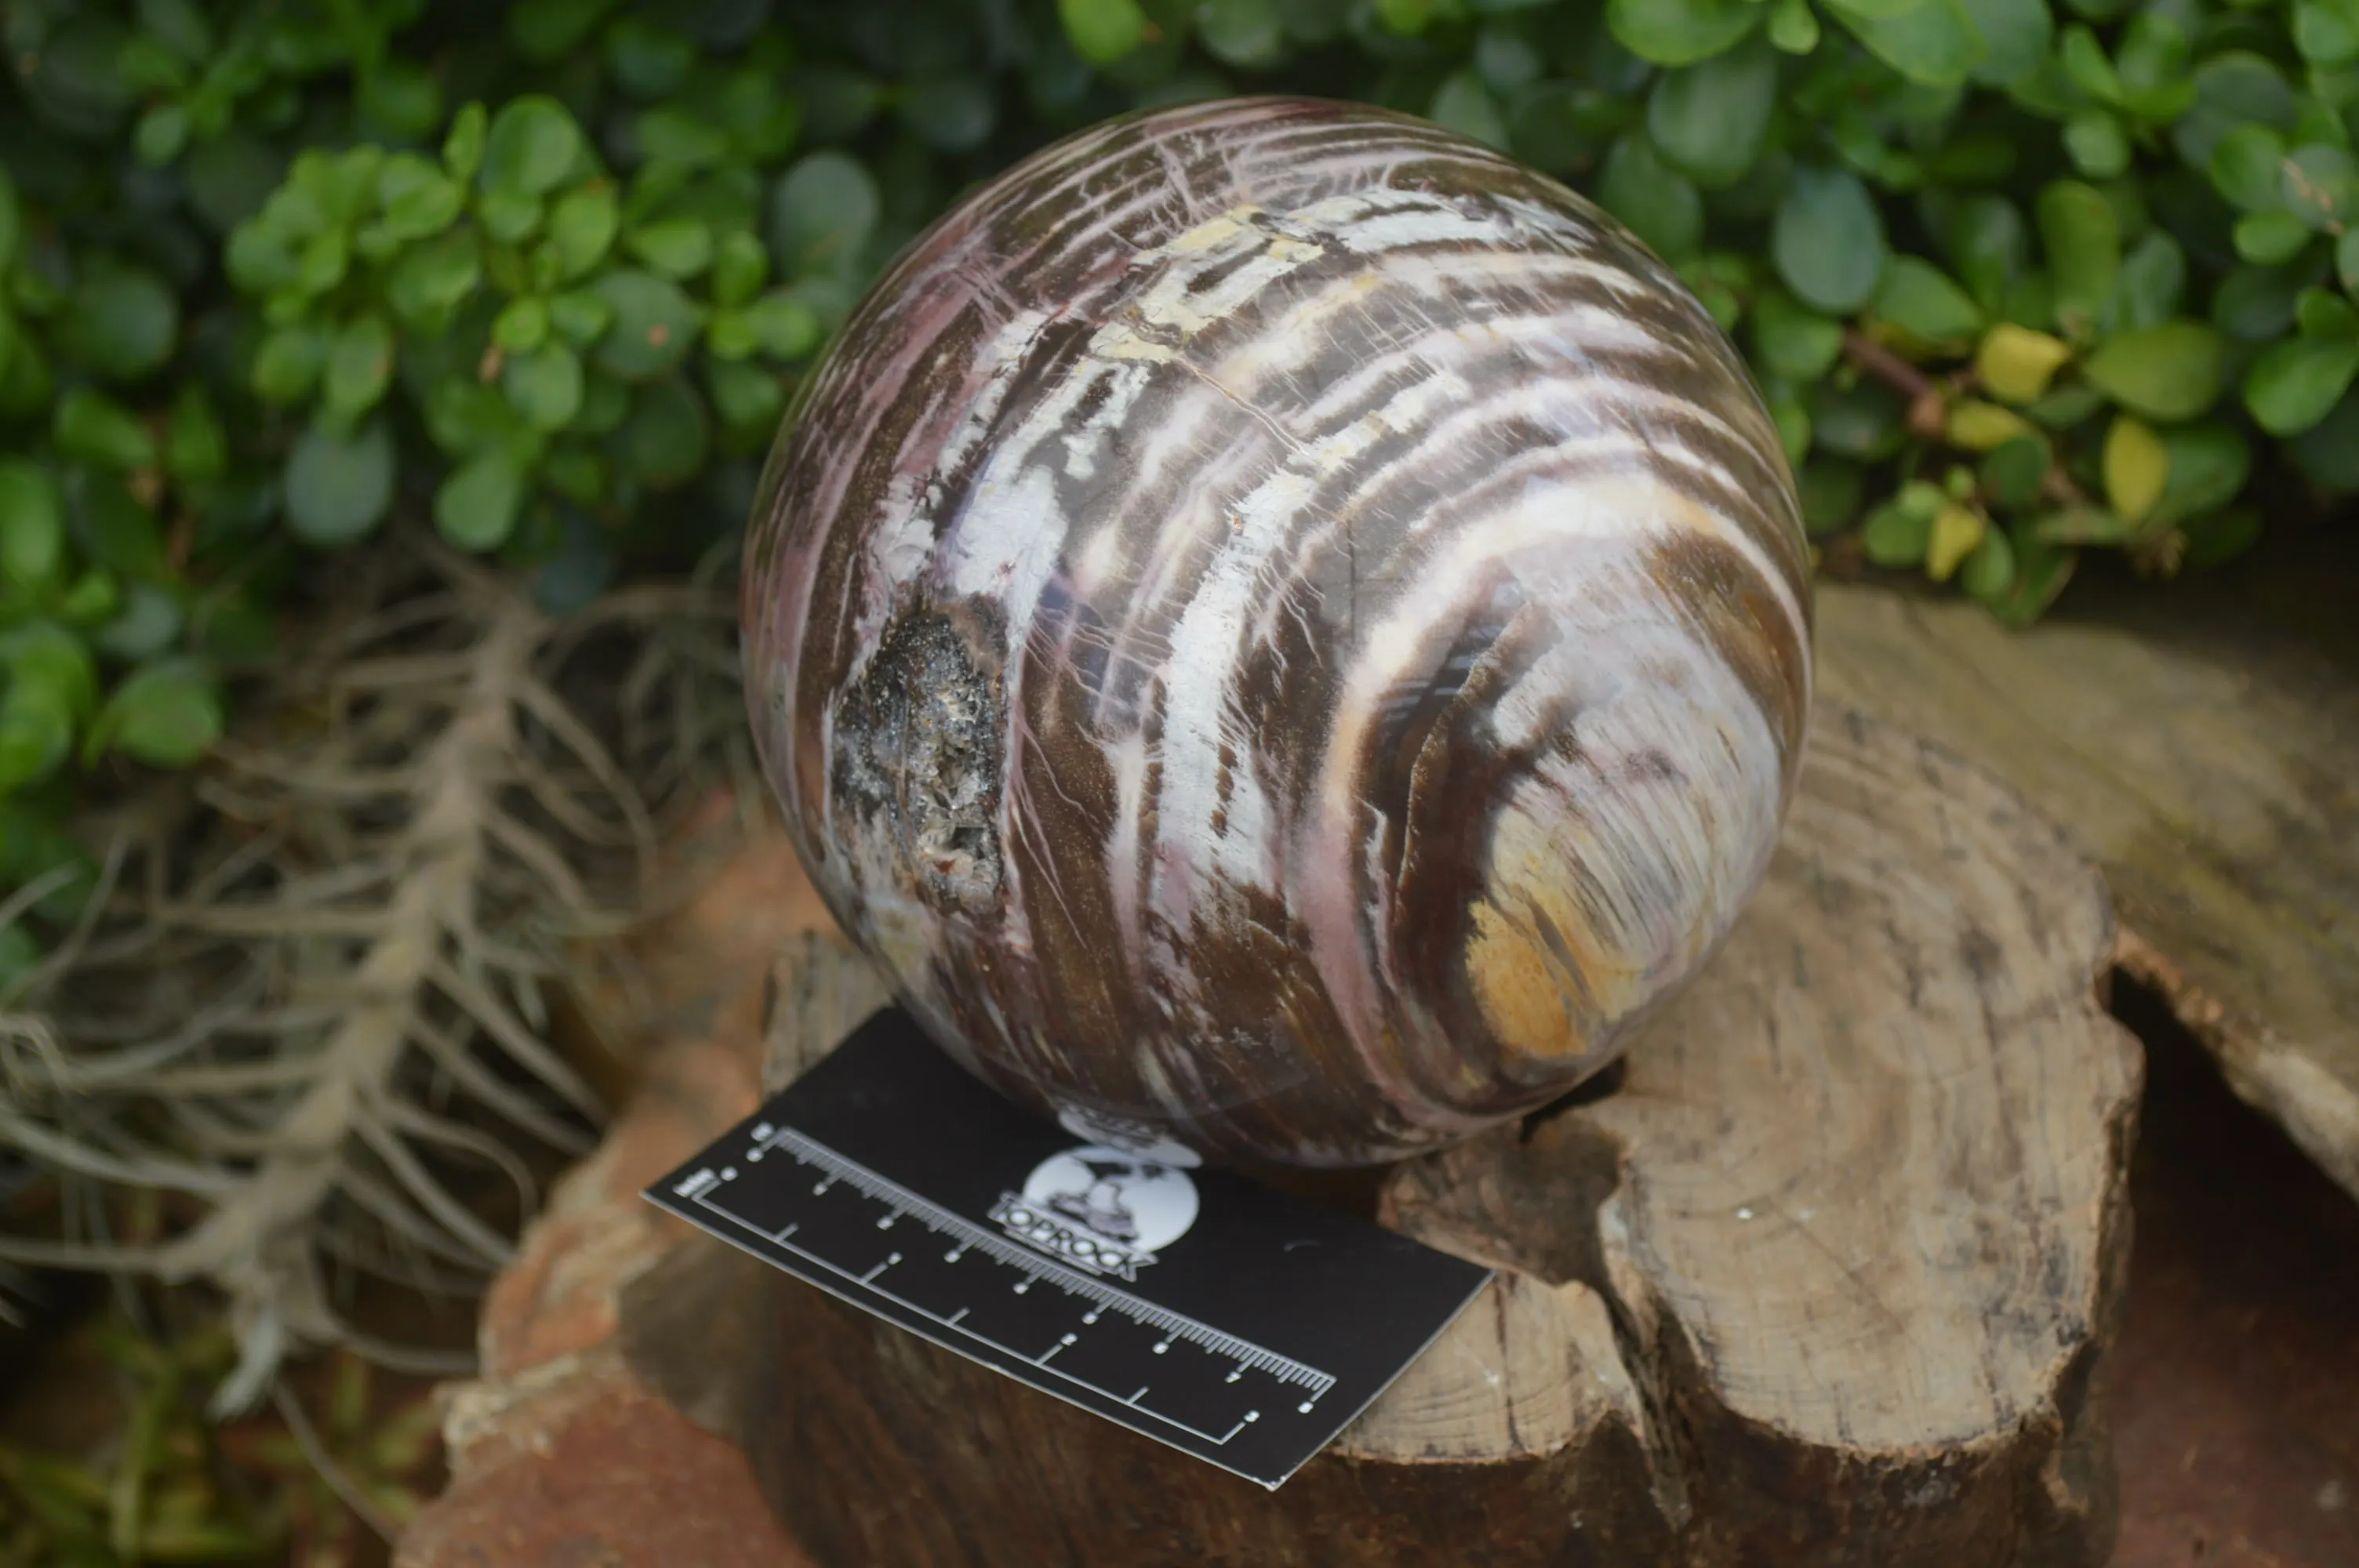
[619,705,2139,1567]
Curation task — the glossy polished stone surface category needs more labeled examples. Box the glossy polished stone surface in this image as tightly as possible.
[743,97,1811,1166]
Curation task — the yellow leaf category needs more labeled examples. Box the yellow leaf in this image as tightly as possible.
[1927,503,1986,583]
[1975,323,2073,404]
[1946,399,2038,450]
[2103,414,2169,522]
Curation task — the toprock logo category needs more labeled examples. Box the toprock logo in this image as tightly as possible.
[990,1107,1202,1281]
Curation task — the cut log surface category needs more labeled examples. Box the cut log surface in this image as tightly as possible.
[622,706,2141,1567]
[1815,555,2359,1207]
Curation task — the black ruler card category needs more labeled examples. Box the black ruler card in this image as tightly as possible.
[642,1007,1493,1490]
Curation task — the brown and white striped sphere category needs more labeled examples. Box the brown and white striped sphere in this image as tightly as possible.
[743,97,1812,1167]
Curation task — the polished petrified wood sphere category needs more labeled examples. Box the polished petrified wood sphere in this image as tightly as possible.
[743,97,1812,1166]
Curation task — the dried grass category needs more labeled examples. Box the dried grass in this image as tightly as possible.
[0,530,747,1415]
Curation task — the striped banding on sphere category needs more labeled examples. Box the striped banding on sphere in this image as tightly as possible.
[743,96,1812,1167]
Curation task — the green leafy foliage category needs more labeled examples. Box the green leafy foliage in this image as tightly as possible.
[0,0,2352,971]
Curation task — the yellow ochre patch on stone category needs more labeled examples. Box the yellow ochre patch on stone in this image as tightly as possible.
[1165,205,1262,253]
[1465,810,1649,1062]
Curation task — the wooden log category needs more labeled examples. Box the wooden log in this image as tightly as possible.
[621,706,2140,1566]
[1814,543,2359,1205]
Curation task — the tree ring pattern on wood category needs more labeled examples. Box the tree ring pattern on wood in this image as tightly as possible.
[743,96,1812,1166]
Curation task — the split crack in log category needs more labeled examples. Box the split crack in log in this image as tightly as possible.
[623,704,2140,1566]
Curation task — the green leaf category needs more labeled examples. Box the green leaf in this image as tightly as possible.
[91,657,220,768]
[1957,0,2051,85]
[2058,24,2122,103]
[93,581,181,660]
[1773,165,1888,315]
[323,313,395,421]
[1874,256,1983,343]
[627,216,716,279]
[296,229,351,299]
[770,153,880,280]
[1798,458,1864,534]
[1431,72,1510,151]
[2296,0,2359,65]
[503,343,585,431]
[1647,35,1777,189]
[252,323,326,405]
[607,20,699,98]
[1607,0,1759,67]
[164,379,225,483]
[1861,499,1933,567]
[445,103,489,181]
[593,270,702,380]
[707,358,786,430]
[900,77,999,155]
[1753,289,1845,379]
[712,231,770,308]
[618,378,711,488]
[2282,143,2359,232]
[133,103,189,166]
[478,188,543,245]
[0,622,98,724]
[0,689,72,788]
[284,419,394,547]
[2116,11,2190,100]
[2063,111,2130,179]
[508,0,620,60]
[1598,134,1704,260]
[67,474,165,581]
[2209,124,2287,212]
[1060,0,1150,63]
[1823,0,1990,87]
[1813,378,1909,459]
[56,388,155,470]
[59,265,178,382]
[2213,254,2328,342]
[2298,285,2359,338]
[2037,180,2120,335]
[1946,194,2029,310]
[743,293,823,361]
[1768,0,1820,52]
[2174,53,2296,165]
[1960,524,2016,602]
[1201,0,1287,66]
[2286,387,2359,488]
[0,462,65,590]
[2244,334,2359,434]
[2150,424,2251,523]
[386,231,483,332]
[1985,528,2076,626]
[376,154,465,242]
[435,452,529,550]
[2080,321,2225,421]
[1978,436,2049,507]
[2108,230,2186,333]
[493,297,552,354]
[549,289,615,344]
[359,59,446,141]
[479,96,583,198]
[635,106,731,172]
[2234,209,2315,265]
[544,183,620,281]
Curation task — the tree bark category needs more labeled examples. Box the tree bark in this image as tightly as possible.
[622,705,2141,1566]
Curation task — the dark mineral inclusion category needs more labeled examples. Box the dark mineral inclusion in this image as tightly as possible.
[829,610,1005,917]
